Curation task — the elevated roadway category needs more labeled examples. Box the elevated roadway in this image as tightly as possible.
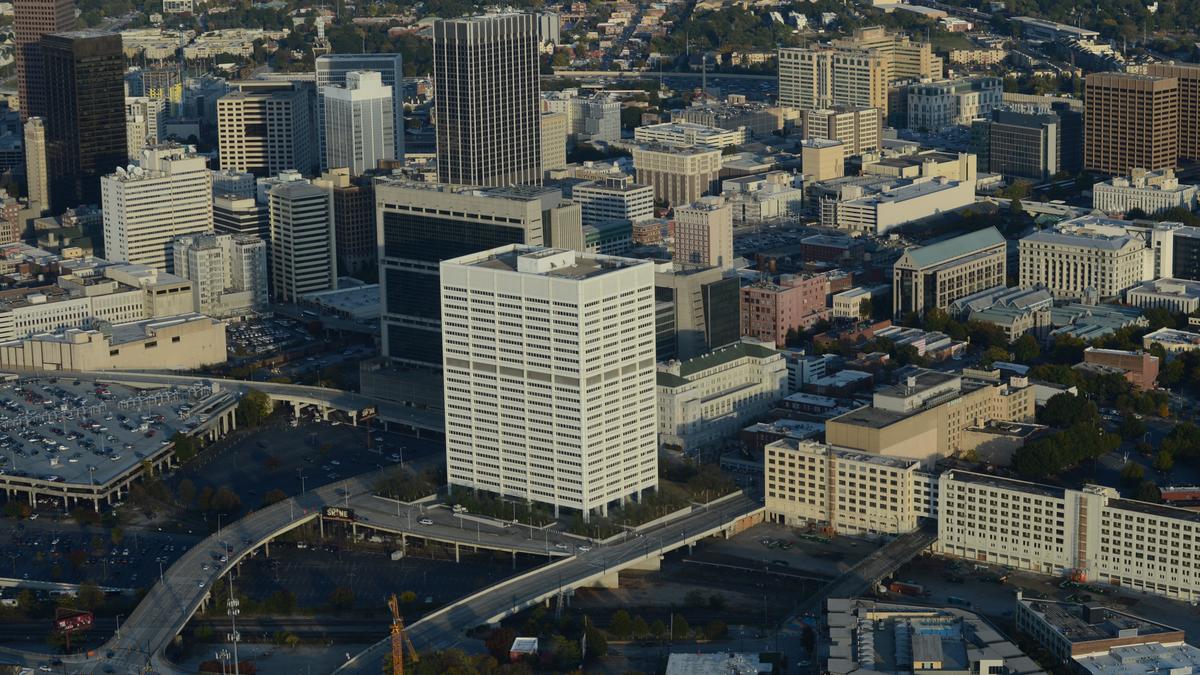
[334,494,766,674]
[0,471,567,674]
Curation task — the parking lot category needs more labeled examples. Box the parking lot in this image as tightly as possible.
[169,418,445,518]
[226,318,315,360]
[232,542,540,612]
[0,520,201,589]
[0,376,213,488]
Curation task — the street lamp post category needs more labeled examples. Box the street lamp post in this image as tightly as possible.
[227,581,241,675]
[116,614,123,641]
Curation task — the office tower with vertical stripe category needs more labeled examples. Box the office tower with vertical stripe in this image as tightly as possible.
[433,13,541,187]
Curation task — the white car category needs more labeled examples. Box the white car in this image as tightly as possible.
[577,545,592,552]
[418,518,434,526]
[554,542,569,550]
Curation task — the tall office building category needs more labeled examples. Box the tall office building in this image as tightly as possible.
[376,180,582,368]
[674,196,734,270]
[268,180,336,302]
[1146,62,1200,162]
[971,105,1062,181]
[172,232,268,318]
[313,168,376,276]
[102,145,213,272]
[41,31,126,212]
[571,174,655,227]
[217,81,317,177]
[23,117,48,211]
[125,96,167,159]
[778,47,889,115]
[13,0,75,121]
[803,106,883,158]
[321,71,395,176]
[1084,72,1179,175]
[440,245,658,518]
[832,27,942,82]
[540,111,568,174]
[632,145,723,206]
[434,13,541,186]
[213,194,269,239]
[315,53,404,169]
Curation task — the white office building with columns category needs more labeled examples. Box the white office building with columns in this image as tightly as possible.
[439,245,659,519]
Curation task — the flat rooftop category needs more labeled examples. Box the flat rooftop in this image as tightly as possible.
[467,246,646,280]
[1019,599,1180,644]
[0,375,221,487]
[947,470,1067,500]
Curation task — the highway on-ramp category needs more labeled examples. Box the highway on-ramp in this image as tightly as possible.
[334,493,765,674]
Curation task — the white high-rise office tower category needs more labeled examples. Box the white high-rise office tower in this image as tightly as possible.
[172,232,268,318]
[268,180,336,302]
[322,71,395,176]
[778,47,888,114]
[101,144,213,272]
[440,245,659,518]
[216,82,317,177]
[434,13,541,186]
[315,53,404,170]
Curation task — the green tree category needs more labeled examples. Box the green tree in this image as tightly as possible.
[650,619,667,640]
[110,527,124,546]
[632,615,650,638]
[1136,481,1162,503]
[1119,416,1147,441]
[171,433,199,462]
[1038,394,1098,428]
[703,619,728,640]
[178,478,197,505]
[1121,462,1145,486]
[237,389,272,427]
[859,297,873,320]
[584,623,608,658]
[609,609,634,639]
[1011,333,1040,363]
[671,613,691,640]
[211,487,242,514]
[1154,450,1175,473]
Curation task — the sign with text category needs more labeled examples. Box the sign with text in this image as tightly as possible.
[323,506,355,522]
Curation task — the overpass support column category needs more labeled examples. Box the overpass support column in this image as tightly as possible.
[592,571,620,589]
[349,410,359,426]
[318,516,325,539]
[455,543,460,563]
[264,540,269,557]
[320,406,330,422]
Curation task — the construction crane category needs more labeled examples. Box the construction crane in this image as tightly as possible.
[388,593,418,675]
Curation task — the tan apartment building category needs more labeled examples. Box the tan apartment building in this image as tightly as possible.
[892,226,1007,318]
[1084,73,1178,175]
[778,48,888,115]
[803,107,883,158]
[825,369,1035,466]
[632,144,722,206]
[1146,62,1200,162]
[834,27,943,82]
[801,138,846,181]
[764,438,935,536]
[674,196,733,269]
[937,470,1200,602]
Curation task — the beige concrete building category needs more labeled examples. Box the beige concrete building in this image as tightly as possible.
[1018,216,1162,299]
[778,48,889,115]
[633,122,749,149]
[674,196,733,269]
[937,470,1200,602]
[1084,73,1179,176]
[764,438,934,535]
[862,151,977,182]
[803,107,883,158]
[540,111,567,174]
[656,340,787,451]
[825,368,1035,466]
[632,144,722,206]
[892,226,1006,318]
[0,313,226,371]
[24,118,49,213]
[1092,168,1198,216]
[833,27,943,82]
[801,138,845,181]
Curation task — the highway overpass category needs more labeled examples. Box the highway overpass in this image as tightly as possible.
[333,494,766,674]
[0,470,570,674]
[73,370,379,425]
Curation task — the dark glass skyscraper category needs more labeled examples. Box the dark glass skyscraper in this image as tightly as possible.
[433,13,541,187]
[41,31,126,211]
[12,0,75,121]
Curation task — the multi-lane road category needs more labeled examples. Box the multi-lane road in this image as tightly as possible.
[334,494,765,674]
